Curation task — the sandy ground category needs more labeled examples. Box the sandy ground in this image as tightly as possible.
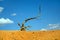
[0,30,60,40]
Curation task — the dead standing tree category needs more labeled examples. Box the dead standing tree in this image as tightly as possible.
[18,16,39,31]
[18,6,41,31]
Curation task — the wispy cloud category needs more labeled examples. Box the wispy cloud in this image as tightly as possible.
[0,18,14,25]
[11,13,16,16]
[48,24,60,29]
[0,7,4,13]
[40,28,47,31]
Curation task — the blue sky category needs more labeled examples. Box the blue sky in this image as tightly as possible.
[0,0,60,30]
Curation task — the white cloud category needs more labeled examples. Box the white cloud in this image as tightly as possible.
[11,13,16,16]
[48,24,60,29]
[0,18,14,25]
[0,7,4,13]
[40,28,47,31]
